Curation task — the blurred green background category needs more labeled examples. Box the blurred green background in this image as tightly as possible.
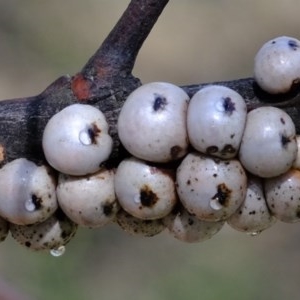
[1,1,300,299]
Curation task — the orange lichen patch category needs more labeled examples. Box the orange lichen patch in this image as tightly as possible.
[71,73,92,101]
[0,144,5,163]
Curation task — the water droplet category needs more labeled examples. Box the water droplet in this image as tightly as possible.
[215,99,225,112]
[246,231,260,237]
[210,198,223,210]
[50,245,66,257]
[79,130,92,145]
[134,194,141,204]
[24,198,36,212]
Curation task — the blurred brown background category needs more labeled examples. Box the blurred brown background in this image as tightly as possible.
[0,1,300,299]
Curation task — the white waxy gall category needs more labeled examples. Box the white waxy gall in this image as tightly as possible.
[0,216,9,242]
[57,169,119,228]
[114,157,177,220]
[239,106,297,178]
[227,176,275,234]
[116,209,166,237]
[254,36,300,94]
[10,210,77,251]
[163,205,224,243]
[43,104,113,176]
[0,158,57,225]
[187,85,247,159]
[264,169,300,223]
[117,82,189,162]
[176,153,247,222]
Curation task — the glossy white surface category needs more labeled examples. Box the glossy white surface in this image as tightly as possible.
[265,169,300,223]
[187,85,247,159]
[176,152,247,222]
[0,158,57,225]
[254,36,300,94]
[57,169,119,228]
[114,157,177,220]
[43,104,112,176]
[118,82,189,162]
[239,106,297,178]
[228,175,275,233]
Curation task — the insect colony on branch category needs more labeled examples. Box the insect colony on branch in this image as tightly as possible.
[1,36,300,256]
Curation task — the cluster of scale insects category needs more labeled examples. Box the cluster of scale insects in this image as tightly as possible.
[1,36,300,256]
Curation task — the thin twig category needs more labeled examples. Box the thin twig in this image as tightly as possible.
[82,0,169,78]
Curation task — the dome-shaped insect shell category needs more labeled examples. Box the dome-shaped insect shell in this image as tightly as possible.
[0,158,58,225]
[43,104,113,176]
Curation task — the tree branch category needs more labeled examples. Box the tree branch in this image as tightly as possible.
[0,0,168,166]
[81,0,169,81]
[0,0,300,168]
[182,78,300,132]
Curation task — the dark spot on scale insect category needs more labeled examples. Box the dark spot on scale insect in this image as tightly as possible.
[223,97,236,115]
[281,134,292,148]
[211,183,232,207]
[206,145,218,154]
[139,185,159,207]
[170,145,183,160]
[221,144,236,155]
[87,122,101,144]
[25,241,31,248]
[212,157,221,164]
[102,202,114,216]
[31,194,42,210]
[280,117,286,125]
[153,94,167,111]
[288,39,299,51]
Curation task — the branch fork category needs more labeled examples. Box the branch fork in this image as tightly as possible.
[0,0,299,166]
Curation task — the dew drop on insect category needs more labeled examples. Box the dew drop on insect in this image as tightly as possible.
[247,231,260,237]
[215,99,225,112]
[50,245,66,257]
[79,130,92,146]
[209,198,223,210]
[24,198,36,212]
[134,194,141,204]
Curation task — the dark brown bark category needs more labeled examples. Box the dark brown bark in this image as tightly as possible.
[0,0,169,166]
[182,78,300,129]
[0,0,300,167]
